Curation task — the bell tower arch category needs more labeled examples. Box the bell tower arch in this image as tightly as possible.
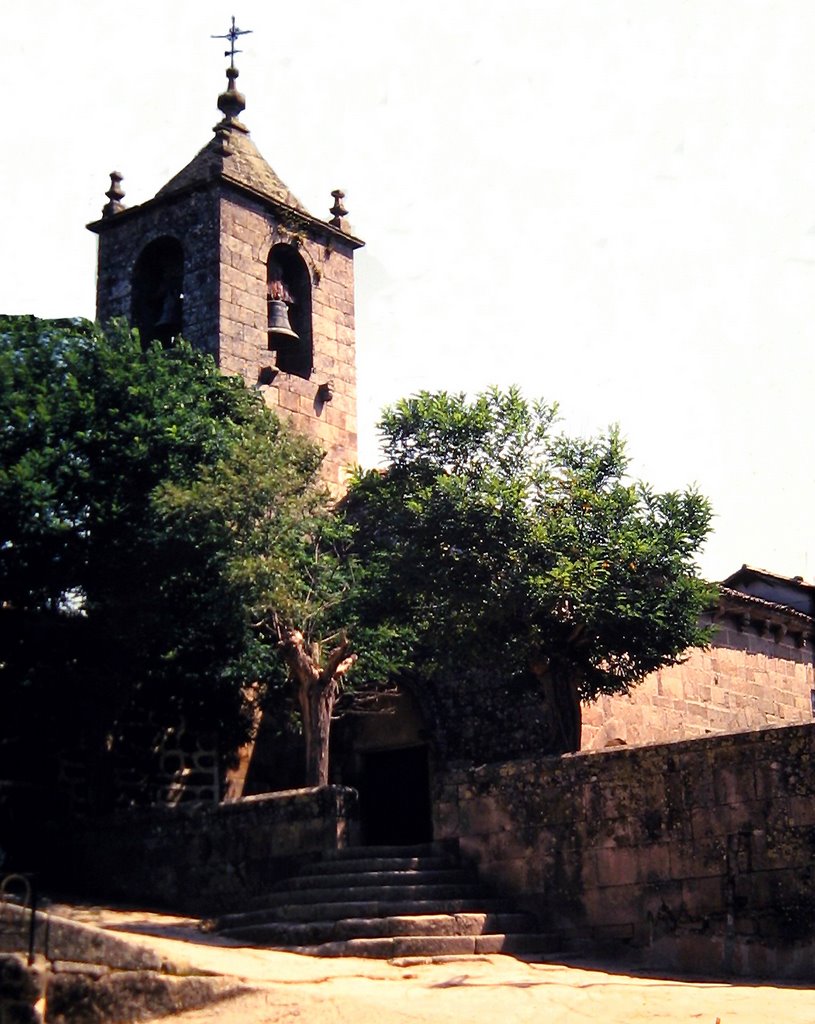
[131,236,185,346]
[87,49,364,489]
[267,242,313,379]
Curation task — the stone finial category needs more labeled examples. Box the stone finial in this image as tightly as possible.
[217,66,246,124]
[330,189,349,231]
[102,172,126,217]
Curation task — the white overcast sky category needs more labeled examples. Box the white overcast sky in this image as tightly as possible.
[2,0,814,583]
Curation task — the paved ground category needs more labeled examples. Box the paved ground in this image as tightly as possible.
[50,904,815,1024]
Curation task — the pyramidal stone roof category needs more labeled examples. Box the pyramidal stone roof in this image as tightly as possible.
[90,59,362,245]
[155,65,310,215]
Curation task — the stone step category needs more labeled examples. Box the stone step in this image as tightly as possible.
[214,842,547,960]
[323,843,452,860]
[297,856,456,876]
[220,911,538,946]
[285,868,470,890]
[218,896,516,928]
[286,933,557,958]
[258,882,482,908]
[280,868,476,890]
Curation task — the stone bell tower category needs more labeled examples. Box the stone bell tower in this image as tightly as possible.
[87,32,364,489]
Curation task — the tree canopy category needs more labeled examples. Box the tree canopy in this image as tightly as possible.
[0,317,716,797]
[346,387,716,752]
[0,316,341,798]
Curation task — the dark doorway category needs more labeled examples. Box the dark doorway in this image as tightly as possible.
[358,746,432,846]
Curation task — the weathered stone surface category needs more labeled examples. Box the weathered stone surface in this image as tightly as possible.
[44,970,246,1024]
[0,954,45,1024]
[0,955,45,1003]
[90,119,361,496]
[59,787,359,914]
[435,723,815,979]
[583,608,814,750]
[0,907,164,974]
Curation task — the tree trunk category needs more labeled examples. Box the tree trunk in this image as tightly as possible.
[277,627,357,788]
[530,661,582,754]
[300,675,337,787]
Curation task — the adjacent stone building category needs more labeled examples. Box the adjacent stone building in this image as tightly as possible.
[87,61,363,490]
[583,566,815,749]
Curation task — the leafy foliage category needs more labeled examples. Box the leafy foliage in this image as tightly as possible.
[0,316,337,793]
[346,387,715,750]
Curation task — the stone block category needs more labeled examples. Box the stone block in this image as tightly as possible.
[433,801,460,838]
[233,288,267,317]
[593,844,670,887]
[712,764,756,806]
[593,846,638,887]
[691,802,760,840]
[45,970,245,1024]
[275,388,301,414]
[679,874,725,917]
[458,794,509,835]
[667,835,726,881]
[0,955,45,1004]
[591,922,634,942]
[582,883,641,928]
[228,250,266,281]
[637,843,672,884]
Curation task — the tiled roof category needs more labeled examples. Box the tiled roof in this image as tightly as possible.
[721,564,814,591]
[717,585,814,624]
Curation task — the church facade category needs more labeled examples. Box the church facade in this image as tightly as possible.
[84,46,814,823]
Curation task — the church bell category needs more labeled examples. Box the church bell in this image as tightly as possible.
[267,298,299,349]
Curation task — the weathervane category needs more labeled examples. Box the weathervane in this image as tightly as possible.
[212,16,252,69]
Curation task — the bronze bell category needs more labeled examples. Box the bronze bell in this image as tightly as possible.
[155,291,181,329]
[267,299,299,349]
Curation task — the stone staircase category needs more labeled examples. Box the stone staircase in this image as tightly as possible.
[213,842,552,958]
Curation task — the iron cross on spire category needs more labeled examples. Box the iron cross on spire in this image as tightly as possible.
[211,16,252,69]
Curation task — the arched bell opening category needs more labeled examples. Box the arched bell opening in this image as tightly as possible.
[131,237,184,346]
[267,243,313,379]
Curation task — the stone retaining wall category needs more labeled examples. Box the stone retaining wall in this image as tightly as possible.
[61,786,359,915]
[435,723,815,979]
[0,906,245,1024]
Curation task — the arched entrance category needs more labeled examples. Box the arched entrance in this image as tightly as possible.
[330,687,434,846]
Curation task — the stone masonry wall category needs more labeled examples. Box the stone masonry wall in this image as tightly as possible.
[58,786,359,915]
[218,194,358,490]
[94,190,222,358]
[436,723,815,979]
[94,188,359,491]
[583,617,814,750]
[0,905,244,1024]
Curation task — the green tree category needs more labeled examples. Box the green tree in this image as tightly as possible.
[157,428,377,789]
[0,316,344,797]
[346,387,715,753]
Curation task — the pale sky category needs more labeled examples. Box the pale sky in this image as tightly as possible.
[2,1,814,583]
